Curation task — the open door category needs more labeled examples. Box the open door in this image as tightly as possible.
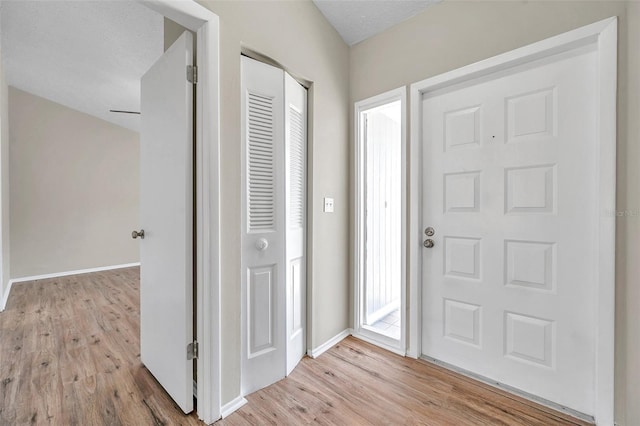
[138,31,194,413]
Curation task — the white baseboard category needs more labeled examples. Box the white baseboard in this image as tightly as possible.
[9,262,141,284]
[0,279,13,312]
[307,328,352,359]
[0,262,140,312]
[220,395,247,418]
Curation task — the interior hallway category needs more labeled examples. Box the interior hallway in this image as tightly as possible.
[0,268,590,425]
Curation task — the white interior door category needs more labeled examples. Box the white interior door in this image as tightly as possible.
[284,73,307,375]
[241,56,286,394]
[421,47,598,415]
[139,31,194,414]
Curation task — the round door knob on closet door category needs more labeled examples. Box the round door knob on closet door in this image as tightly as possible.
[423,239,435,248]
[132,229,145,239]
[255,238,269,251]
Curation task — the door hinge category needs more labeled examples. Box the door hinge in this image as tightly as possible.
[187,341,199,360]
[187,65,198,84]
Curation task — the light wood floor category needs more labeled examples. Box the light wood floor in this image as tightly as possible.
[0,268,591,425]
[0,267,201,425]
[220,336,591,426]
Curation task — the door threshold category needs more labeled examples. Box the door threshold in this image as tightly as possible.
[352,331,405,357]
[419,355,594,424]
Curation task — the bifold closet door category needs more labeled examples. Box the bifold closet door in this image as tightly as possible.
[285,73,307,375]
[241,56,286,395]
[241,56,307,394]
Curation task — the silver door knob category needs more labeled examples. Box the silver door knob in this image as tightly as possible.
[423,239,434,248]
[255,238,269,251]
[132,229,145,239]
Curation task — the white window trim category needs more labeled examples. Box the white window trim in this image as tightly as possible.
[353,87,407,354]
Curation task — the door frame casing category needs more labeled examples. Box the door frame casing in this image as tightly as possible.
[353,87,407,355]
[139,1,221,423]
[408,17,617,424]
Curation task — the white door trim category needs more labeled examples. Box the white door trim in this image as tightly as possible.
[353,87,407,354]
[139,1,221,423]
[409,17,617,425]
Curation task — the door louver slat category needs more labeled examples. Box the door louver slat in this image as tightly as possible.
[289,107,304,229]
[248,92,276,231]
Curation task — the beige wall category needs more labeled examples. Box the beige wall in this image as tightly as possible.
[195,0,350,405]
[350,1,639,424]
[8,87,140,278]
[0,30,9,303]
[164,17,192,52]
[621,3,640,425]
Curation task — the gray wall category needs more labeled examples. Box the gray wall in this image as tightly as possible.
[8,87,140,278]
[350,1,639,424]
[195,0,351,405]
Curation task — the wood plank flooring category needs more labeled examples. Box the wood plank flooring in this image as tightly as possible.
[0,268,591,425]
[0,267,201,425]
[221,337,592,426]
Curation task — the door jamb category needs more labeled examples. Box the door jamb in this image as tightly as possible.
[139,1,221,423]
[353,87,407,355]
[409,17,617,425]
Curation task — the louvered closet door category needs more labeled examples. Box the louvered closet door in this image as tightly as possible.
[285,73,307,375]
[241,56,286,394]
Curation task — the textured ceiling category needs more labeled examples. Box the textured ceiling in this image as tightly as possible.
[0,1,164,132]
[313,0,440,46]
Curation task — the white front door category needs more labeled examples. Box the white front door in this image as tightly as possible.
[421,47,598,414]
[241,56,286,394]
[139,31,194,413]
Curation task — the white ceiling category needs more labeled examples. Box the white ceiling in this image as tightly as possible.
[0,1,164,132]
[313,0,440,46]
[0,0,438,132]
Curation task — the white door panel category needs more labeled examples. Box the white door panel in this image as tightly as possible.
[284,73,306,375]
[241,57,308,393]
[241,56,286,394]
[422,48,597,414]
[139,31,194,414]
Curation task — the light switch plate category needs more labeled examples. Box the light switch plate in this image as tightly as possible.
[324,197,334,213]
